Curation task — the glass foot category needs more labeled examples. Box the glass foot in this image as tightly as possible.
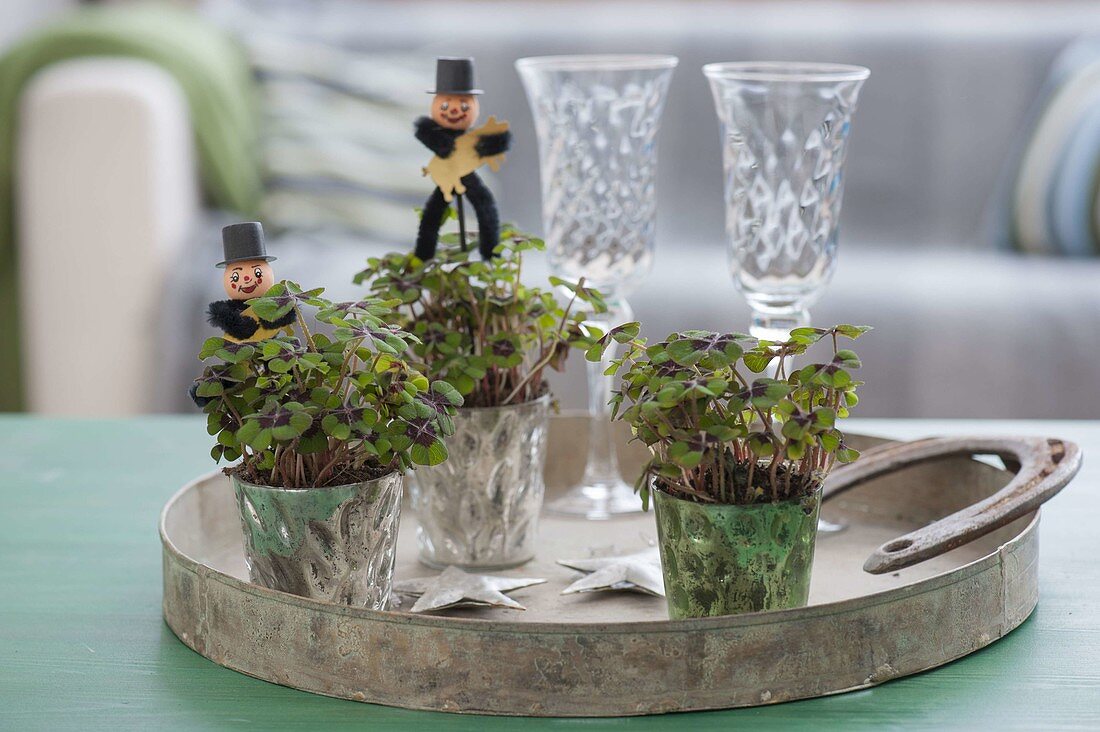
[817,516,847,534]
[547,480,644,520]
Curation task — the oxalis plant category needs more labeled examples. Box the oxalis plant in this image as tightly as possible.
[193,281,462,489]
[589,324,871,508]
[354,222,609,407]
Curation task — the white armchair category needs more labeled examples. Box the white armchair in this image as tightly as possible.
[17,58,201,415]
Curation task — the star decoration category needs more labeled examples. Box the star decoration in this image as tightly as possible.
[393,566,546,613]
[557,547,666,597]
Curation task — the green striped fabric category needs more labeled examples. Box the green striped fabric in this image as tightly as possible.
[0,3,262,410]
[226,17,429,243]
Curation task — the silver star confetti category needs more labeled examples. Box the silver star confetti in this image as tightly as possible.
[393,566,546,613]
[558,547,666,597]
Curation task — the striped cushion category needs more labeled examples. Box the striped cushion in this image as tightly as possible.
[211,3,432,244]
[1002,39,1100,255]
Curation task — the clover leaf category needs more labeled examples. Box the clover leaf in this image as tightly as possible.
[598,323,870,506]
[192,280,462,488]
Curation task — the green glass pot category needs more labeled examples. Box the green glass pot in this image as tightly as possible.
[652,483,822,619]
[233,471,403,609]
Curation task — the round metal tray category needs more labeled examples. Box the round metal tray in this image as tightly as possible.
[160,418,1067,716]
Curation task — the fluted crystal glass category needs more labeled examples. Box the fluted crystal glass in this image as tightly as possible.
[517,54,677,519]
[704,62,869,341]
[706,62,868,534]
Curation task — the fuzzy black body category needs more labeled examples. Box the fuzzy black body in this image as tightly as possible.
[415,117,460,158]
[206,299,295,341]
[414,116,510,260]
[189,299,297,407]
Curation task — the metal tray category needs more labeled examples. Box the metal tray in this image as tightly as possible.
[160,417,1079,716]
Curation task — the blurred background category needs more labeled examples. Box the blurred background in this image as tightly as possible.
[5,0,1100,417]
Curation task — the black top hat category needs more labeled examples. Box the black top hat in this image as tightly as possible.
[428,57,482,95]
[217,222,276,268]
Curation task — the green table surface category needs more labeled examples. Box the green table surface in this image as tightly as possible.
[1,417,1098,730]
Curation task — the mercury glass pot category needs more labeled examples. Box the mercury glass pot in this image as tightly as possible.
[653,483,822,619]
[517,54,678,519]
[412,396,550,569]
[232,471,403,609]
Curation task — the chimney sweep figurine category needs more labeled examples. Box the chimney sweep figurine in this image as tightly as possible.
[415,57,511,260]
[207,222,295,343]
[189,222,295,407]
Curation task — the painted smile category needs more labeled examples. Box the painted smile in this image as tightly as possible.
[239,282,258,294]
[446,111,467,124]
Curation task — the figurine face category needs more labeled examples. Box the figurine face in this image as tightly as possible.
[223,259,274,300]
[431,94,479,131]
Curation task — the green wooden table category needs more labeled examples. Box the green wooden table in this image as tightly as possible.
[2,417,1098,730]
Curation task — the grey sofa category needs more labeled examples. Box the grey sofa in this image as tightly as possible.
[19,0,1100,416]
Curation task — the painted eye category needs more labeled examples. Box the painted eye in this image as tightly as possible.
[254,267,263,279]
[440,102,449,111]
[230,272,239,282]
[460,102,469,112]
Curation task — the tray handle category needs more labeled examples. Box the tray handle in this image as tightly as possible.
[821,436,1082,574]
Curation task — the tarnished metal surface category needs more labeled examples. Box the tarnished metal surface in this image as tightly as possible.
[821,436,1081,573]
[653,486,821,618]
[412,396,549,569]
[233,472,403,609]
[161,418,1074,716]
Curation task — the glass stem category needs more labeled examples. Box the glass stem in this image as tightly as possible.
[748,306,846,534]
[750,308,810,378]
[581,298,633,491]
[749,308,810,343]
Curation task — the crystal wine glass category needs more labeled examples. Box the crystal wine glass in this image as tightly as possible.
[517,54,677,519]
[705,62,869,532]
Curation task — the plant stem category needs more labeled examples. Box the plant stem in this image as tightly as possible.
[314,442,348,486]
[295,304,316,352]
[747,458,755,501]
[502,279,585,404]
[220,394,243,426]
[270,444,282,484]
